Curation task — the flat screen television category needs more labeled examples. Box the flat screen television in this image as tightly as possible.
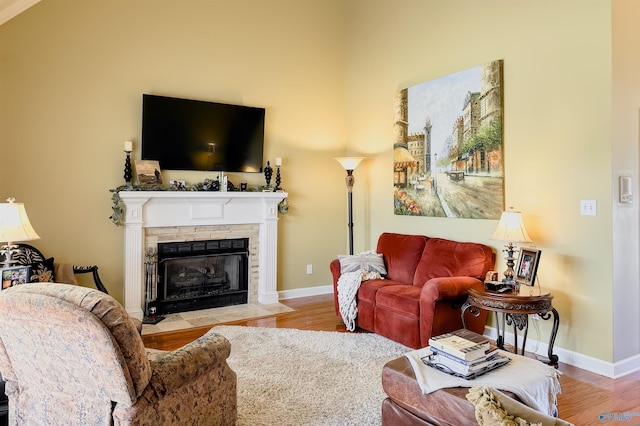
[141,94,265,172]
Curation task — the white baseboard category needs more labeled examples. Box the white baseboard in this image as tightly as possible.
[278,284,333,300]
[276,284,640,378]
[483,326,640,378]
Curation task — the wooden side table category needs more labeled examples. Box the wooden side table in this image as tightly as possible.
[461,286,559,366]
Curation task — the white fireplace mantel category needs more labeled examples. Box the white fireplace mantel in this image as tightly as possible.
[119,191,287,320]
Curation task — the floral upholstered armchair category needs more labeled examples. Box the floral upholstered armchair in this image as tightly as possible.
[0,283,237,425]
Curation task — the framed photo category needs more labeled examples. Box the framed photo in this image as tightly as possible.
[135,160,163,186]
[169,179,186,190]
[1,265,31,290]
[515,248,541,286]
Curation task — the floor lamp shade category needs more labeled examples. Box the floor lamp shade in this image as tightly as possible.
[335,157,365,255]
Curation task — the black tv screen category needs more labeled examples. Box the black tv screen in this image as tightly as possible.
[141,94,265,172]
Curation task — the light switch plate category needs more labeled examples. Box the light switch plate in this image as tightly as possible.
[580,200,597,216]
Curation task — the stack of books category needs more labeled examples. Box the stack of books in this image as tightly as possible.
[422,329,510,379]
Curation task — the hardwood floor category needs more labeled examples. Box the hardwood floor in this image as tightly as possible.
[142,294,640,425]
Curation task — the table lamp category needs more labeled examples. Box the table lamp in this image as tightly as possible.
[490,208,531,285]
[0,197,41,267]
[335,157,365,255]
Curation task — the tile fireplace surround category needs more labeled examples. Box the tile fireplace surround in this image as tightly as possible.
[119,191,288,320]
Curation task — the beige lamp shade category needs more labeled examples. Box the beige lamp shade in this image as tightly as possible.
[490,209,532,243]
[335,157,365,171]
[0,198,40,244]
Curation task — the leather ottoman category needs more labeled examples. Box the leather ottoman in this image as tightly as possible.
[381,356,520,425]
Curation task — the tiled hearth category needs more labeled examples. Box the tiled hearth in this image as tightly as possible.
[119,191,287,320]
[141,302,294,335]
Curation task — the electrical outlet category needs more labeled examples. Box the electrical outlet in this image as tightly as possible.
[580,199,597,216]
[306,264,313,275]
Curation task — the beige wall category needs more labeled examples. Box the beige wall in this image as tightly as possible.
[0,0,351,305]
[343,0,617,363]
[1,0,637,367]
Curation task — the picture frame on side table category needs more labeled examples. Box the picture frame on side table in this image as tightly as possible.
[1,265,31,290]
[515,248,541,286]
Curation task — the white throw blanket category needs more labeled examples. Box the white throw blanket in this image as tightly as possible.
[405,347,562,417]
[337,270,382,331]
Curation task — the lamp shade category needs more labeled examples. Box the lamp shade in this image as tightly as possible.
[490,210,532,243]
[0,198,40,244]
[335,157,365,171]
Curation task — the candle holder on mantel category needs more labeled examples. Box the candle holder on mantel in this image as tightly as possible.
[123,144,133,186]
[274,165,282,191]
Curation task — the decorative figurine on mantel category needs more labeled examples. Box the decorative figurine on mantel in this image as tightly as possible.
[263,160,274,191]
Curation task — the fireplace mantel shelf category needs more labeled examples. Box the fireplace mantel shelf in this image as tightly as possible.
[119,190,288,320]
[119,191,287,227]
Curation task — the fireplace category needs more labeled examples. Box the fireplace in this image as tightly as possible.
[119,191,287,320]
[156,238,249,314]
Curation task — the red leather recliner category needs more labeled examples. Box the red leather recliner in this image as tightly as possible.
[331,232,495,348]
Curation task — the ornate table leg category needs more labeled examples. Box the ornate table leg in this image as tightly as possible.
[540,308,560,366]
[505,313,529,356]
[460,300,481,329]
[496,313,504,349]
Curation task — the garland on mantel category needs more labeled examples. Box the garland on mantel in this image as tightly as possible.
[109,183,165,226]
[109,180,288,226]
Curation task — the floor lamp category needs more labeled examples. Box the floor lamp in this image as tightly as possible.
[335,157,365,255]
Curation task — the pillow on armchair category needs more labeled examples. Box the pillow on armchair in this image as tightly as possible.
[28,257,56,283]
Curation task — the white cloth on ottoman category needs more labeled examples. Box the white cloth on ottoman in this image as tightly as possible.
[405,347,562,417]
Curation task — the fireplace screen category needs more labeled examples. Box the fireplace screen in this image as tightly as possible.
[156,239,249,314]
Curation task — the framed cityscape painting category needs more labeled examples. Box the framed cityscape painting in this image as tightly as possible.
[393,60,505,219]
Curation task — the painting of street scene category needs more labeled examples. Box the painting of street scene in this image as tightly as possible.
[393,60,504,219]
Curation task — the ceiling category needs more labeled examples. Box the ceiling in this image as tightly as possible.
[0,0,40,26]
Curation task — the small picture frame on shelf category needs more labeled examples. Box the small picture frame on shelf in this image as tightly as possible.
[169,180,186,190]
[135,160,163,186]
[515,248,541,286]
[1,265,31,290]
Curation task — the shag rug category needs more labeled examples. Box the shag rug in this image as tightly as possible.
[211,325,410,426]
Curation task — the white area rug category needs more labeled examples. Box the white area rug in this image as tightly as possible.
[211,325,410,426]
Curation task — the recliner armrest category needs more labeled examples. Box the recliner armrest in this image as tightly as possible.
[148,329,232,395]
[419,276,488,347]
[420,276,484,302]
